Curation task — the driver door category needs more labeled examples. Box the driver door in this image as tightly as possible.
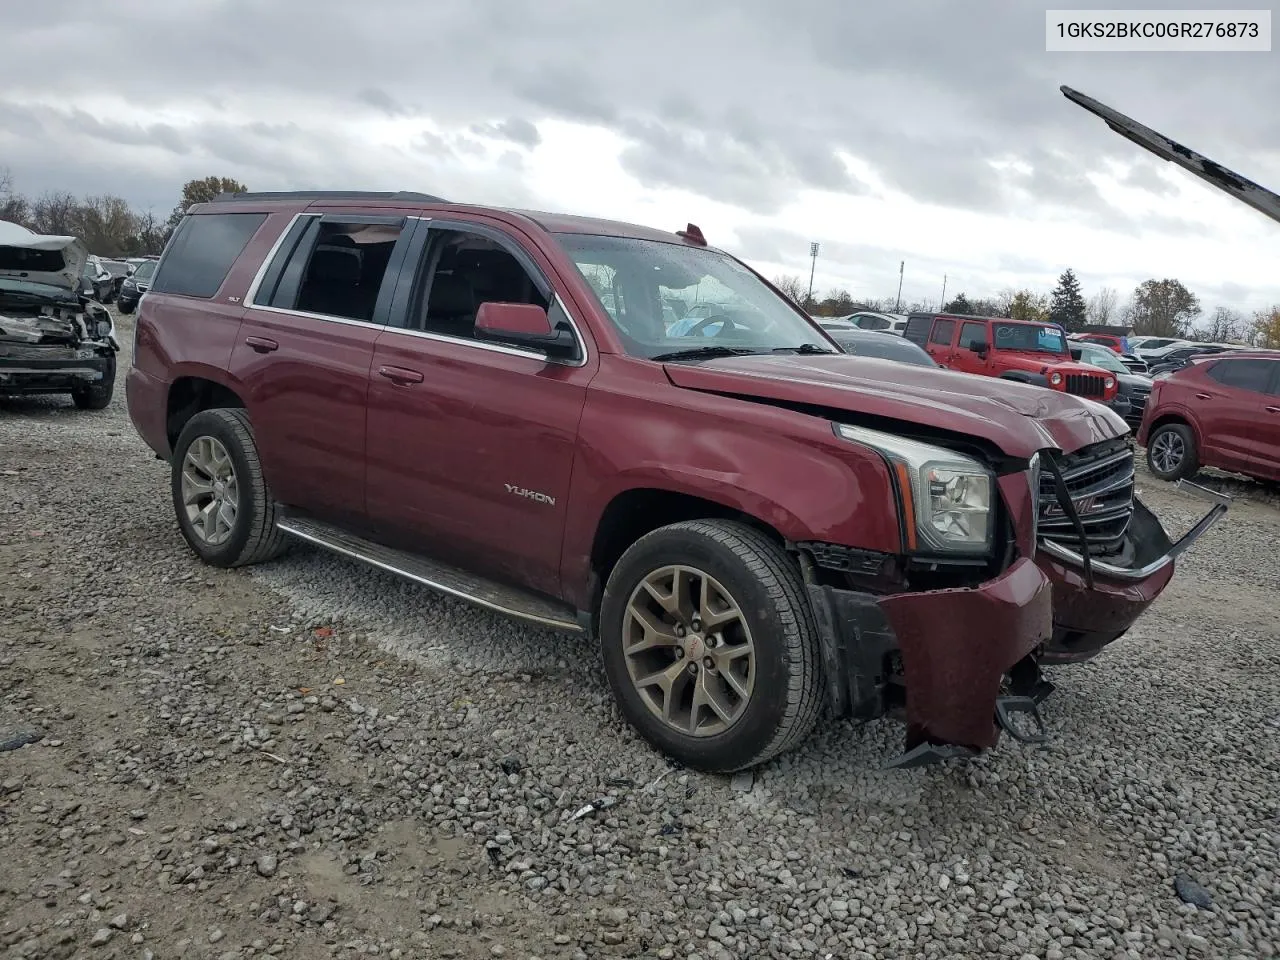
[952,321,989,374]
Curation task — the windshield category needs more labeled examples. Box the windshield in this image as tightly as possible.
[1077,344,1128,374]
[554,234,835,359]
[992,322,1068,355]
[133,260,157,281]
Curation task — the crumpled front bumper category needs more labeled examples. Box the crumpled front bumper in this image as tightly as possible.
[0,347,115,394]
[803,481,1228,764]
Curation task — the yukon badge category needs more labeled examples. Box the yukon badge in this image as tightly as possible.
[505,483,556,507]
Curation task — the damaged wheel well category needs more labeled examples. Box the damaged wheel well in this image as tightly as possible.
[1147,412,1193,439]
[590,488,784,585]
[166,377,245,449]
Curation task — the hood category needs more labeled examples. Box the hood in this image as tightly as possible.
[1117,372,1152,391]
[999,351,1105,376]
[0,220,89,293]
[663,354,1128,459]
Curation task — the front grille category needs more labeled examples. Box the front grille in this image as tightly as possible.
[1037,438,1134,556]
[1127,389,1150,422]
[1065,373,1107,397]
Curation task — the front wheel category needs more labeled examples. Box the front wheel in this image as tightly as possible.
[599,520,823,773]
[170,408,290,568]
[1147,422,1198,481]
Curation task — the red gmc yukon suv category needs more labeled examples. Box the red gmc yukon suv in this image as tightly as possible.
[126,191,1227,771]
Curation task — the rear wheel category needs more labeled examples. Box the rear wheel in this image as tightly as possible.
[1147,422,1198,481]
[171,408,290,568]
[599,520,822,773]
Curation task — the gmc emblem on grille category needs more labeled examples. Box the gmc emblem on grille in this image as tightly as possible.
[1046,495,1102,516]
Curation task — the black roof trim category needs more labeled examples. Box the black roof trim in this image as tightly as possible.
[210,190,448,203]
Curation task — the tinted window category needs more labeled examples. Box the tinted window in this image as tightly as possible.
[903,316,933,346]
[854,314,890,330]
[257,218,405,323]
[929,319,955,346]
[958,321,987,349]
[1206,358,1276,393]
[413,227,549,339]
[151,213,267,298]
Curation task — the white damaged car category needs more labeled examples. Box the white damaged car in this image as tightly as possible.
[1,220,119,409]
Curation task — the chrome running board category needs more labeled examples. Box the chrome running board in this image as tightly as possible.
[276,515,583,633]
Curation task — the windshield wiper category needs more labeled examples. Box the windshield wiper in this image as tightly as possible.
[772,343,837,355]
[650,345,764,362]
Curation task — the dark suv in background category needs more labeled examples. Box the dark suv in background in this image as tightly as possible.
[125,191,1224,772]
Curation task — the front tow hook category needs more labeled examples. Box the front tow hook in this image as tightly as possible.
[994,695,1049,744]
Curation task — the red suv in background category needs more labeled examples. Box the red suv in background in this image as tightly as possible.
[1076,332,1129,354]
[1139,351,1280,482]
[905,313,1120,405]
[125,191,1225,772]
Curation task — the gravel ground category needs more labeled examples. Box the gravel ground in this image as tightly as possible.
[2,309,1277,960]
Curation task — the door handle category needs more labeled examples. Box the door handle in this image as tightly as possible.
[245,336,278,353]
[1194,393,1212,400]
[377,365,424,385]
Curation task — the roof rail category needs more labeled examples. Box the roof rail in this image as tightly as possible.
[209,190,448,203]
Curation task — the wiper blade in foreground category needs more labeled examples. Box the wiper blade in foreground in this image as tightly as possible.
[650,346,763,362]
[772,343,837,355]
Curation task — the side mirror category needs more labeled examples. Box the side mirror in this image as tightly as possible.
[475,301,578,360]
[971,340,988,356]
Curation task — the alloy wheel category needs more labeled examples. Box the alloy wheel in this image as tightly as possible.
[180,435,240,545]
[1150,430,1185,475]
[622,565,755,737]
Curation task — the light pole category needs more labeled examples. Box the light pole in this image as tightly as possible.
[939,274,947,311]
[806,242,819,311]
[895,261,904,312]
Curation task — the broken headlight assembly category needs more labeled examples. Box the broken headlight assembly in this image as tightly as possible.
[835,424,995,556]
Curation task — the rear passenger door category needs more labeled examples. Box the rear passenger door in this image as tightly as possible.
[229,211,421,526]
[364,218,596,600]
[1200,357,1280,475]
[925,318,958,367]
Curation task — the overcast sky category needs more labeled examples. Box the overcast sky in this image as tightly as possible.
[3,0,1279,319]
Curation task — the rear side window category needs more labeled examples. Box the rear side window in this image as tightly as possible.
[151,213,267,298]
[1206,358,1276,394]
[255,216,408,324]
[929,319,955,346]
[958,321,987,349]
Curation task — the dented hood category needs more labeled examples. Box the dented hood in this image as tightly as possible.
[0,219,88,292]
[663,353,1127,458]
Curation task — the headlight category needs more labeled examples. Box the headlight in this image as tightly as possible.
[835,423,996,555]
[1048,371,1063,386]
[1104,376,1115,389]
[1027,452,1041,544]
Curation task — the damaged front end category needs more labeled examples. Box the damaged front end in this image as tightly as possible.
[1,221,118,398]
[798,431,1227,769]
[0,290,118,396]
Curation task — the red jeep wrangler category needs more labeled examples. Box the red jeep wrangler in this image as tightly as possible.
[906,313,1120,404]
[126,191,1225,771]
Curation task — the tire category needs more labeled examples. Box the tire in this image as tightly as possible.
[599,519,823,773]
[1146,422,1198,481]
[170,407,290,568]
[117,300,135,315]
[71,355,115,410]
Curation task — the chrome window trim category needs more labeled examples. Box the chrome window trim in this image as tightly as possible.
[381,292,590,368]
[243,211,315,307]
[243,303,388,330]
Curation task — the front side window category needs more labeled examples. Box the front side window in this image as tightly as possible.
[929,319,955,346]
[554,234,834,358]
[991,322,1068,355]
[410,227,550,339]
[958,321,987,349]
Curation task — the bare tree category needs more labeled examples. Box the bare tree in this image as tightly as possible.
[0,167,29,226]
[1087,287,1120,326]
[1188,306,1245,343]
[1249,306,1280,348]
[29,192,82,236]
[772,274,807,305]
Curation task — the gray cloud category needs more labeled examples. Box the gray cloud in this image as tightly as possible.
[0,0,1276,308]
